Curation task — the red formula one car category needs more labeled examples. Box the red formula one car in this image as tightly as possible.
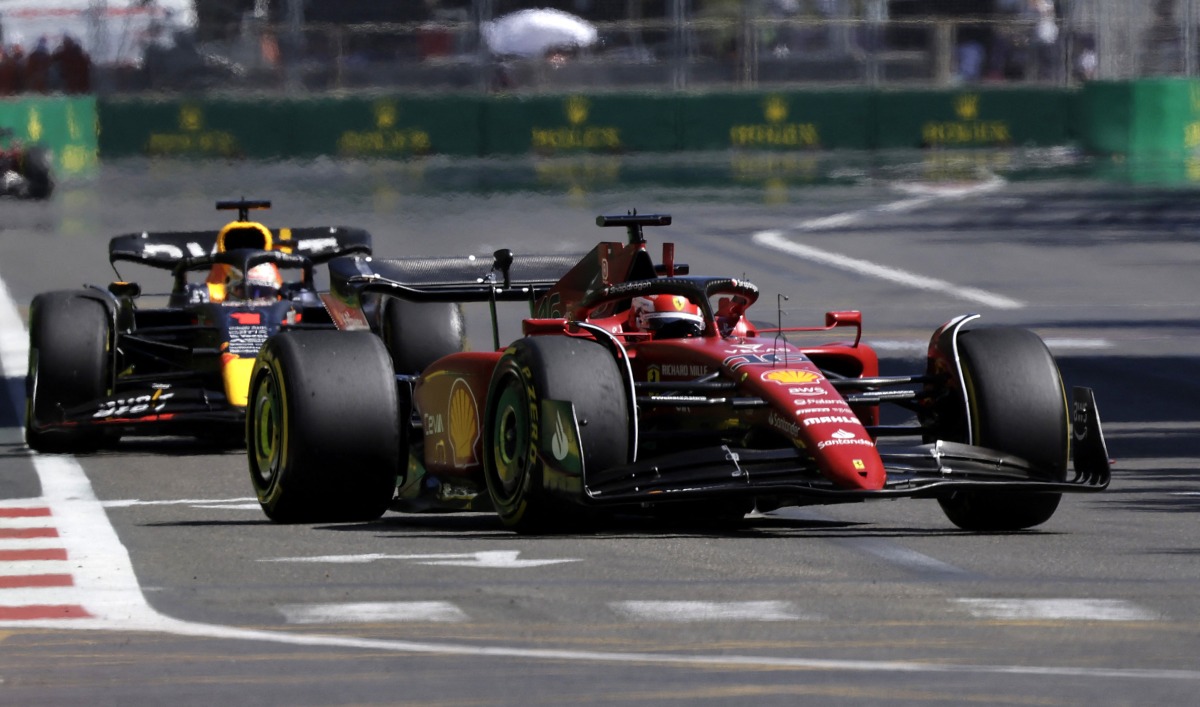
[246,213,1109,531]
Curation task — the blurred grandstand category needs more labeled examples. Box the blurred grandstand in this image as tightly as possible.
[2,1,1198,93]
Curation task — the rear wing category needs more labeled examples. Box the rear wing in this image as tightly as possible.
[109,226,372,269]
[328,250,586,305]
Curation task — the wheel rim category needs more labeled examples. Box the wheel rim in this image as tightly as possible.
[251,374,284,487]
[491,376,529,498]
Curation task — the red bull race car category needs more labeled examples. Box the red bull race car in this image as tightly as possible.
[25,199,372,452]
[246,213,1110,532]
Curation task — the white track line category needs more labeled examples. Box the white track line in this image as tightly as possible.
[1,278,1198,682]
[753,231,1024,310]
[102,497,258,508]
[611,601,809,622]
[954,599,1160,622]
[753,177,1024,310]
[279,601,469,624]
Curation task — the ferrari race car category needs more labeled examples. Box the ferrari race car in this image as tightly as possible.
[0,127,53,200]
[25,199,372,452]
[246,213,1110,531]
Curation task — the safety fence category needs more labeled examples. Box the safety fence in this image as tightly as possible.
[62,1,1200,95]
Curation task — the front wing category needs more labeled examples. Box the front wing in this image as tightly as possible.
[581,387,1110,505]
[26,385,243,438]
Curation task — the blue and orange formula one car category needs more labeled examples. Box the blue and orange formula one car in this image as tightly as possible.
[246,213,1110,532]
[25,199,372,452]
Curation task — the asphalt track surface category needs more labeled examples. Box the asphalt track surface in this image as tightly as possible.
[1,151,1198,705]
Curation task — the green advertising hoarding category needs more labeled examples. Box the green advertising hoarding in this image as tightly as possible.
[98,95,485,158]
[482,93,678,154]
[1078,78,1200,157]
[678,91,873,151]
[98,88,1083,160]
[0,96,97,177]
[873,88,1072,149]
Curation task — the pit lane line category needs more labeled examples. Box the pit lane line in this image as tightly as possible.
[751,176,1025,310]
[2,279,1200,683]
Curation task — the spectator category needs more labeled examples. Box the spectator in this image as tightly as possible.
[1026,0,1061,80]
[0,47,22,95]
[1066,0,1099,81]
[24,37,51,92]
[1,45,26,94]
[52,35,92,93]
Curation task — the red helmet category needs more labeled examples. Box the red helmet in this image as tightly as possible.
[631,294,704,338]
[227,262,283,300]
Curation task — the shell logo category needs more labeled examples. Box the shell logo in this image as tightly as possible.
[762,369,820,385]
[448,379,480,467]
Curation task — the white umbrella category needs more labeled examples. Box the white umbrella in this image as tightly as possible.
[483,8,598,58]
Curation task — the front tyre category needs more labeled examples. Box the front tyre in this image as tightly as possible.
[247,331,400,523]
[25,291,110,453]
[483,336,630,532]
[938,327,1069,531]
[20,147,54,200]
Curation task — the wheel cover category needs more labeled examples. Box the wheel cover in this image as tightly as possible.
[251,374,284,487]
[491,376,529,498]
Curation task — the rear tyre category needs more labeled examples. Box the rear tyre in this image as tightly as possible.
[21,147,54,200]
[25,292,109,453]
[483,336,629,533]
[247,331,400,523]
[381,298,465,374]
[937,327,1069,531]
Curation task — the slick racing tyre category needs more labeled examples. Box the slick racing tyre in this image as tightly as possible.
[381,297,465,374]
[483,336,630,533]
[247,330,400,523]
[25,291,110,453]
[937,327,1069,531]
[21,146,54,200]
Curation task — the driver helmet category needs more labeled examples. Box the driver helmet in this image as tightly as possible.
[227,262,283,301]
[631,294,704,338]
